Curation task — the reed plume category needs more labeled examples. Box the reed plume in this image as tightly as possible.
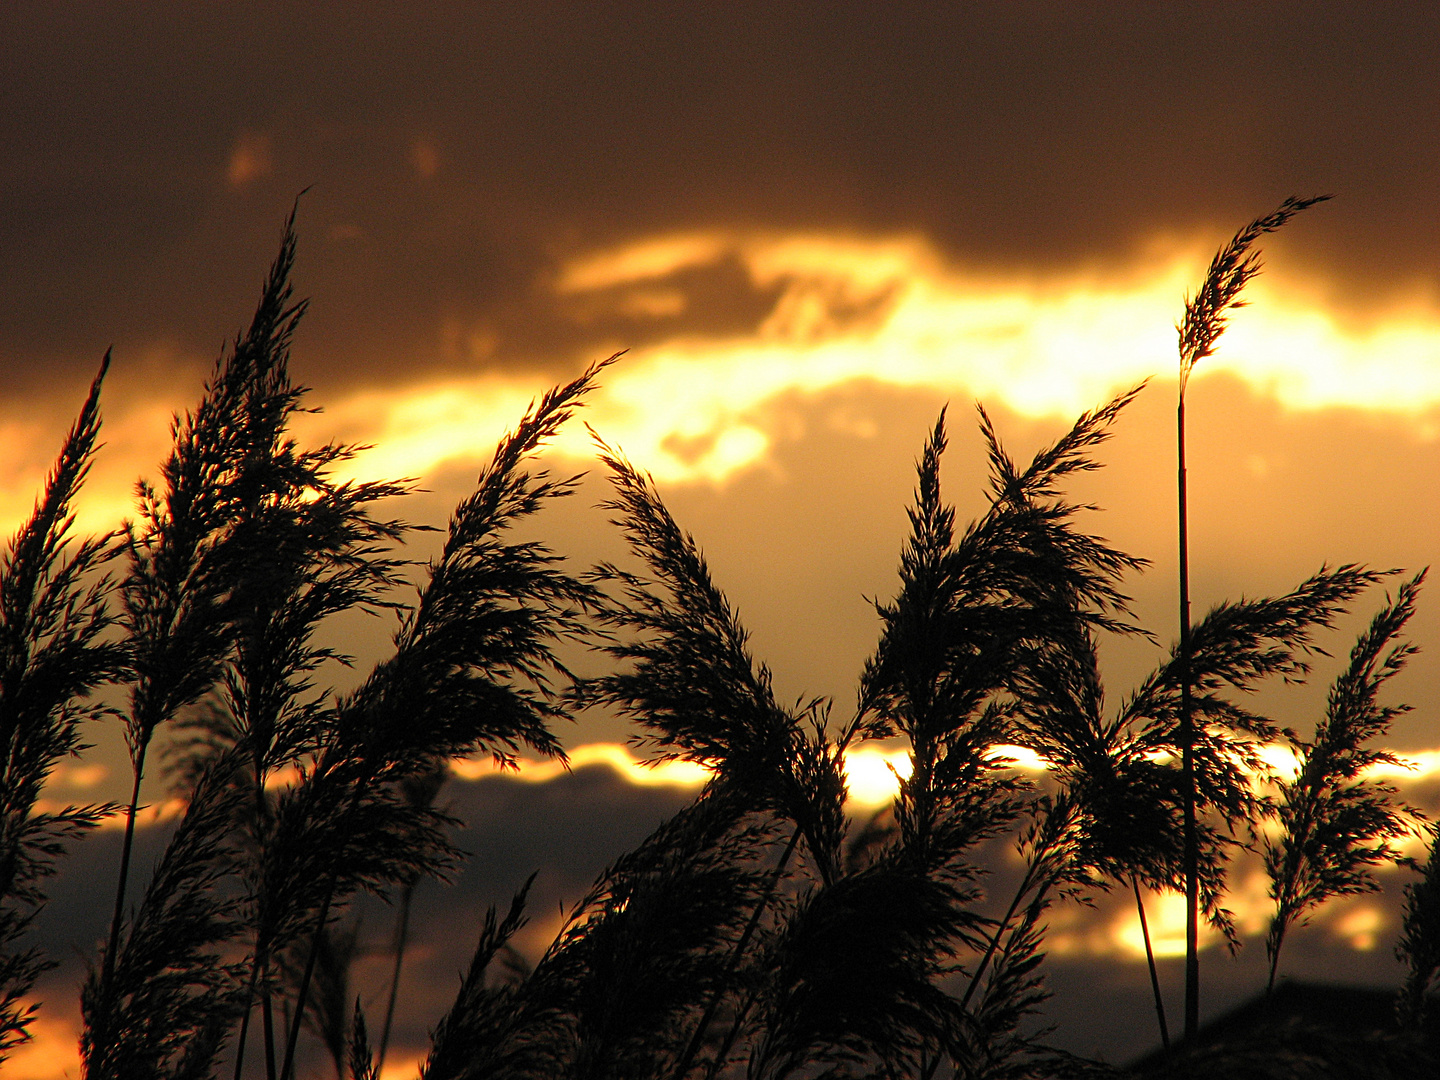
[104,206,314,1000]
[0,356,126,1059]
[1173,193,1329,1039]
[1397,824,1440,1028]
[348,999,380,1080]
[277,354,615,1079]
[81,749,249,1079]
[744,389,1149,1078]
[1265,573,1425,991]
[421,878,538,1080]
[580,438,850,1078]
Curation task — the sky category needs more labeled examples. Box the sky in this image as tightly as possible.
[8,3,1440,1075]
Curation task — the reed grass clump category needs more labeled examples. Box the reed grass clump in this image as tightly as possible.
[3,201,1433,1080]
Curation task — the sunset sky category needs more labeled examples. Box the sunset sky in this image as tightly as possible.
[9,3,1440,1075]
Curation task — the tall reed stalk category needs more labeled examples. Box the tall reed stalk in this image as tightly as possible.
[378,758,447,1072]
[103,209,312,999]
[1174,193,1328,1038]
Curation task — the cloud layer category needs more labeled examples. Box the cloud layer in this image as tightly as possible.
[21,757,1438,1075]
[8,2,1440,398]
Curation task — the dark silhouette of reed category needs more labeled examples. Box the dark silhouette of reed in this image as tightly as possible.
[1173,194,1329,1040]
[0,355,126,1057]
[1264,573,1425,992]
[271,350,612,1080]
[1397,824,1440,1028]
[378,758,447,1072]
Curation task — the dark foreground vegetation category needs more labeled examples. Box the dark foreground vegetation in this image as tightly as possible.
[4,202,1440,1079]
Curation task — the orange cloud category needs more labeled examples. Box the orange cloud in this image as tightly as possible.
[449,742,711,789]
[5,1008,81,1080]
[225,131,273,188]
[10,226,1440,541]
[447,742,960,810]
[317,230,1440,492]
[557,232,729,293]
[42,762,109,791]
[450,741,1052,811]
[410,138,440,179]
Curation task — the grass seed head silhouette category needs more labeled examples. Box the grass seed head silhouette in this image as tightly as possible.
[0,354,126,1059]
[1265,572,1426,991]
[1398,824,1440,1028]
[1177,194,1332,391]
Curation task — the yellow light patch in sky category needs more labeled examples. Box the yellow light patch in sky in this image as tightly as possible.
[844,746,913,808]
[44,761,109,790]
[11,227,1440,539]
[451,742,921,808]
[984,744,1051,772]
[1367,748,1440,780]
[1104,869,1280,962]
[26,796,185,828]
[226,130,273,188]
[448,742,1060,810]
[1111,890,1195,959]
[4,1010,80,1080]
[1255,743,1301,782]
[300,374,545,488]
[448,743,713,788]
[328,229,1440,494]
[1334,904,1386,952]
[557,231,731,293]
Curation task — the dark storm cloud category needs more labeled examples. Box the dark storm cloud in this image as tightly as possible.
[5,1,1440,396]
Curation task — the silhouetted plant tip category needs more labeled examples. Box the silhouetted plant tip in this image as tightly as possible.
[1177,195,1332,391]
[348,998,380,1080]
[0,352,126,1059]
[276,352,618,1080]
[1398,823,1440,1029]
[1173,193,1329,1042]
[1265,572,1426,993]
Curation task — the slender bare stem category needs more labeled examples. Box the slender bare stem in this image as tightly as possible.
[1178,394,1199,1042]
[231,960,260,1080]
[960,859,1037,1011]
[262,954,279,1080]
[672,826,802,1080]
[378,880,417,1071]
[280,764,371,1080]
[1132,875,1169,1049]
[102,743,149,986]
[279,868,339,1080]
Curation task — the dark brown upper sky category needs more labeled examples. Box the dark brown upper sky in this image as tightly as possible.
[6,2,1440,396]
[6,0,1440,745]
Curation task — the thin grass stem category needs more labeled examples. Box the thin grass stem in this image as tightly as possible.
[377,880,416,1072]
[960,857,1037,1012]
[673,826,802,1080]
[279,829,345,1080]
[101,753,148,988]
[1177,394,1198,1042]
[1133,875,1170,1049]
